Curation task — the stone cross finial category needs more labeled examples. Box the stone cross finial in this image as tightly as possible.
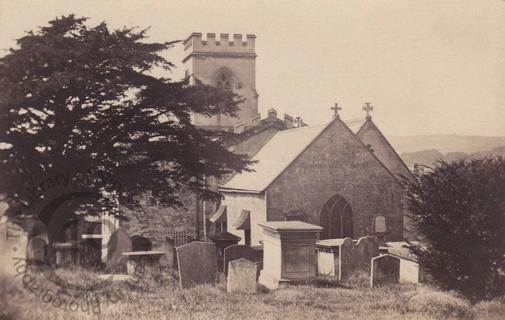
[363,102,373,119]
[331,103,342,118]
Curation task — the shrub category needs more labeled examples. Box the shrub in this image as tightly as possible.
[407,157,505,301]
[405,286,473,319]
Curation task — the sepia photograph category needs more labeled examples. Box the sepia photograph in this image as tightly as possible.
[0,1,504,319]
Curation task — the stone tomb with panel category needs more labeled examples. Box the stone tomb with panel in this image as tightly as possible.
[258,221,322,290]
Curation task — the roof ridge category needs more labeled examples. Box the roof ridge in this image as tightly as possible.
[274,122,329,135]
[357,118,415,181]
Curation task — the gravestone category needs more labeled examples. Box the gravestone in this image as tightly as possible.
[79,236,102,268]
[316,236,379,282]
[210,231,241,271]
[107,228,132,271]
[176,241,218,289]
[339,238,355,281]
[223,244,258,275]
[227,258,257,293]
[399,257,420,284]
[153,237,176,269]
[27,234,48,265]
[0,221,29,277]
[131,235,152,251]
[370,254,400,287]
[383,241,421,284]
[53,242,79,267]
[353,236,379,274]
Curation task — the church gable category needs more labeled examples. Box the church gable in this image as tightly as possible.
[357,118,415,181]
[265,118,405,241]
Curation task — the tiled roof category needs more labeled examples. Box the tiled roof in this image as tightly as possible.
[221,122,331,192]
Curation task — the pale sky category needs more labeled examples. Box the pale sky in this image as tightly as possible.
[1,0,504,137]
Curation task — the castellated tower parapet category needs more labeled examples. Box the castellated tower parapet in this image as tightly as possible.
[183,32,258,129]
[183,33,256,60]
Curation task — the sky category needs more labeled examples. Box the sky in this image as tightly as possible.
[1,0,504,137]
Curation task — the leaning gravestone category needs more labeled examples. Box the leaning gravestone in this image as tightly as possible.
[176,241,218,289]
[370,254,400,287]
[107,228,132,271]
[223,244,258,275]
[227,258,257,294]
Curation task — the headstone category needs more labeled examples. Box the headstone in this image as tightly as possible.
[106,228,132,271]
[153,237,176,269]
[223,244,258,275]
[53,242,79,267]
[316,236,379,282]
[399,258,420,284]
[227,258,257,293]
[0,221,29,277]
[176,241,218,289]
[210,231,241,271]
[339,238,355,281]
[131,235,152,251]
[383,241,421,284]
[27,234,48,264]
[258,221,322,290]
[79,235,102,267]
[25,219,48,265]
[370,254,400,287]
[353,236,379,274]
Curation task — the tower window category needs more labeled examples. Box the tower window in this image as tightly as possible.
[216,73,233,91]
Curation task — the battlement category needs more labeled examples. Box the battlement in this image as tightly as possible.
[233,108,308,134]
[183,32,256,61]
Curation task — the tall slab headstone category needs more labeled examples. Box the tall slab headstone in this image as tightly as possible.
[176,241,218,289]
[0,221,28,277]
[223,244,258,275]
[399,258,420,284]
[106,228,132,271]
[370,254,400,287]
[227,258,257,293]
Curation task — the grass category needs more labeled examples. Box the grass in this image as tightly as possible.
[1,268,504,320]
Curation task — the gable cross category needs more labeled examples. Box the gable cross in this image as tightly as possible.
[363,102,373,119]
[295,116,303,127]
[331,103,342,119]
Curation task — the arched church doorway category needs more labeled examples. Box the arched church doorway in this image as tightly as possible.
[319,194,353,239]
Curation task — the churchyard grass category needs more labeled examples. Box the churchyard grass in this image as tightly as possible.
[1,269,503,320]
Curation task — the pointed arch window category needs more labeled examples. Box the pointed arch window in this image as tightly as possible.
[215,71,233,92]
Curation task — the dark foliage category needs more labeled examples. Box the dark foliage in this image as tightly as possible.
[407,157,505,301]
[0,15,250,217]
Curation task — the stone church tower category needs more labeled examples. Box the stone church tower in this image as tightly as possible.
[182,33,259,129]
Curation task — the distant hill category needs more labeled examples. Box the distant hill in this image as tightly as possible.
[388,135,505,154]
[400,146,505,168]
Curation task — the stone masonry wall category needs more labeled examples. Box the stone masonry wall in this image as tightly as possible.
[266,119,405,241]
[120,188,198,245]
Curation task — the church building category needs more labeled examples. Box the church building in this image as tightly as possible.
[121,32,413,245]
[216,112,411,246]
